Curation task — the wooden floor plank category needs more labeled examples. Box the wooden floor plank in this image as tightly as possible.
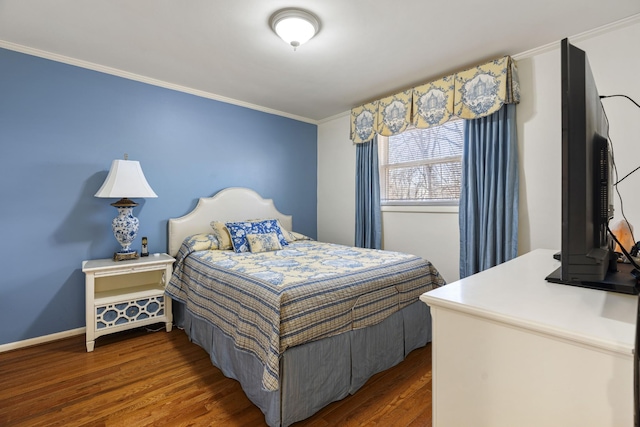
[0,326,432,426]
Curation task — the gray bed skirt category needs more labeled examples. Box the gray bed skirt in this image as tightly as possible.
[172,299,432,427]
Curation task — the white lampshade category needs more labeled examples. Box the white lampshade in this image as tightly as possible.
[95,159,157,199]
[270,9,319,50]
[95,158,157,260]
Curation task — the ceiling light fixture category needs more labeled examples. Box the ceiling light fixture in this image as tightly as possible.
[270,8,320,51]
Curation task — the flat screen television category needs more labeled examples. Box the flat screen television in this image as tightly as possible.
[545,38,638,295]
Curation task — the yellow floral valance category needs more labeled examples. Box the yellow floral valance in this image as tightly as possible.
[350,102,378,143]
[413,75,455,128]
[377,90,412,136]
[350,56,520,143]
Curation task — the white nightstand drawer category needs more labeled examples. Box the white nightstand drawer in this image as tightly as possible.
[95,292,166,330]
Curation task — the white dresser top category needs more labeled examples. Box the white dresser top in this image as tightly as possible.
[421,249,638,356]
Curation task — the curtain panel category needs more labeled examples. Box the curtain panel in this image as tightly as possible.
[350,56,520,143]
[459,103,519,278]
[355,137,382,249]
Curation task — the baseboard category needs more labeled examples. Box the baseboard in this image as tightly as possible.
[0,327,86,353]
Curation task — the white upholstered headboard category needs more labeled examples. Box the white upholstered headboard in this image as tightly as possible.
[167,187,293,257]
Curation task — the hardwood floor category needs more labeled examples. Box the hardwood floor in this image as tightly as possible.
[0,327,432,426]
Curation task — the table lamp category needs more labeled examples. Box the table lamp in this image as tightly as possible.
[95,155,157,261]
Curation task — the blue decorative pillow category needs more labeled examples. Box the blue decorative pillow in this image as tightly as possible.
[225,219,289,253]
[246,232,282,253]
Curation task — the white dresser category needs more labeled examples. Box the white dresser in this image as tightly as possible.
[421,249,637,427]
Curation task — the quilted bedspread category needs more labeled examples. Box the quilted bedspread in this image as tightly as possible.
[166,240,444,391]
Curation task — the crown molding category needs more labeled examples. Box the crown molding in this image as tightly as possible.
[317,109,350,125]
[513,13,640,60]
[0,40,319,125]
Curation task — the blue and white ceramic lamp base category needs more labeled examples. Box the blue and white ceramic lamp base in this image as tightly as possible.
[111,199,140,261]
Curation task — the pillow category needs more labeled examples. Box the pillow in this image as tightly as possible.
[246,218,296,243]
[210,221,233,250]
[246,233,282,253]
[276,219,297,243]
[183,233,219,252]
[225,219,289,253]
[290,231,313,241]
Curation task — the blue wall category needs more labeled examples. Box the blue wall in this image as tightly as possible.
[0,48,318,346]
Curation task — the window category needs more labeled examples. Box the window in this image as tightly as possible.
[378,120,464,206]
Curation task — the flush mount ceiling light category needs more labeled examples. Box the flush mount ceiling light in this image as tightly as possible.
[270,8,320,51]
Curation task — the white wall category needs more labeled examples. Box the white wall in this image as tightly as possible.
[317,114,356,246]
[583,21,640,237]
[317,16,640,284]
[381,206,460,283]
[518,18,640,254]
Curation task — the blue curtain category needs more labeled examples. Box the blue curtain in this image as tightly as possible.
[355,137,382,249]
[459,104,519,278]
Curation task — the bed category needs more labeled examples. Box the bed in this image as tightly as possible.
[165,187,445,427]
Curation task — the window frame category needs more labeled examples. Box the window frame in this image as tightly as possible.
[378,121,464,208]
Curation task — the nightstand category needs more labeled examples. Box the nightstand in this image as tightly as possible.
[82,253,175,352]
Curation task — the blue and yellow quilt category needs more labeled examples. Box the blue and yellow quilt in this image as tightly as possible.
[166,240,444,391]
